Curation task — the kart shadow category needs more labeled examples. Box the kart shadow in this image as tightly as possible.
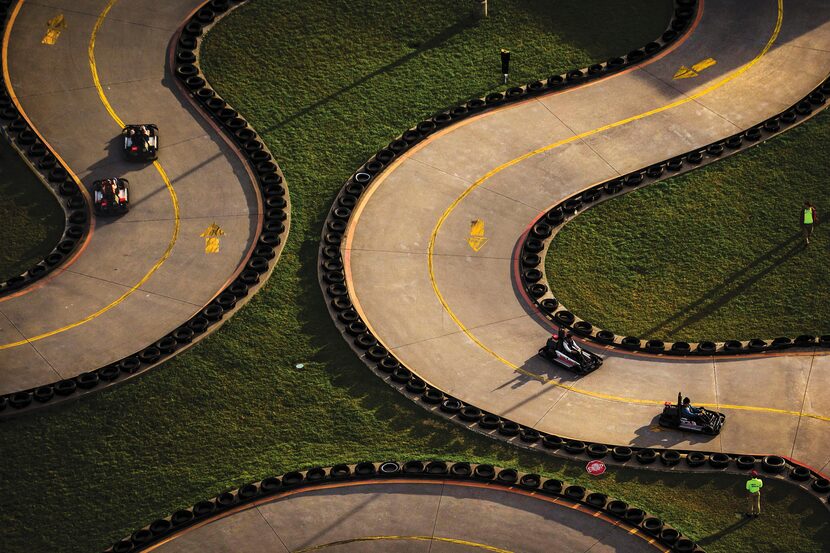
[84,134,154,179]
[520,352,587,383]
[630,414,718,449]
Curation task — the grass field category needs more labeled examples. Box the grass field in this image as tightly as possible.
[0,136,63,282]
[1,1,828,552]
[546,109,830,343]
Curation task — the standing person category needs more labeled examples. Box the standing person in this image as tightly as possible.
[802,201,818,245]
[500,49,510,84]
[746,470,763,517]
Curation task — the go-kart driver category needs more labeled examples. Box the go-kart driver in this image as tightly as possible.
[562,332,581,355]
[681,397,707,423]
[102,178,116,202]
[127,126,150,153]
[544,328,583,357]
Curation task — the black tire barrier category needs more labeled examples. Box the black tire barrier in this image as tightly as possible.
[421,388,443,404]
[76,371,99,390]
[612,446,632,462]
[762,455,785,474]
[54,379,76,396]
[636,449,657,464]
[564,485,585,501]
[624,508,646,525]
[587,443,608,458]
[114,460,707,553]
[736,456,756,470]
[554,310,575,326]
[686,452,707,467]
[520,428,540,443]
[660,450,681,466]
[621,336,641,350]
[642,517,663,535]
[498,420,520,437]
[606,500,627,517]
[405,377,426,394]
[479,413,500,430]
[709,453,730,469]
[564,440,586,455]
[119,357,142,374]
[790,466,811,481]
[98,365,120,382]
[542,478,563,493]
[543,435,563,450]
[812,478,830,494]
[440,397,462,414]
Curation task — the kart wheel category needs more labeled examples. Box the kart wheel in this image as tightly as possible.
[703,425,715,435]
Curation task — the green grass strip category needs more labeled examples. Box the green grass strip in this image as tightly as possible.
[547,109,830,343]
[0,136,64,282]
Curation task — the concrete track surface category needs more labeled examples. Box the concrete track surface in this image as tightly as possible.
[0,0,260,393]
[345,0,830,471]
[147,480,664,553]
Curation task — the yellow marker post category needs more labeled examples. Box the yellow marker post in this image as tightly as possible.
[41,14,66,45]
[674,57,717,79]
[467,219,488,252]
[201,223,225,253]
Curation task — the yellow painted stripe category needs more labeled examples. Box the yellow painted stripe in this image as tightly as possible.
[0,0,180,349]
[292,535,515,553]
[88,0,124,128]
[422,1,830,423]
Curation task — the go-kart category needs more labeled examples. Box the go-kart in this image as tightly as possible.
[122,124,158,161]
[93,178,129,215]
[538,330,603,374]
[658,392,726,435]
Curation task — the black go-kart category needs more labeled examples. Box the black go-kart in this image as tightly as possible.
[538,330,603,374]
[658,393,726,435]
[122,124,158,161]
[93,178,129,215]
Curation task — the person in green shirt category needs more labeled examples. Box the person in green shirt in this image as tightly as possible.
[802,201,818,245]
[746,470,763,517]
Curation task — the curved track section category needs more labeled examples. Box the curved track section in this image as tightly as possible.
[106,462,701,553]
[0,0,274,400]
[343,0,830,471]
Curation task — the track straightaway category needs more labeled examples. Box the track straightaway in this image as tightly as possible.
[0,0,262,393]
[344,0,830,470]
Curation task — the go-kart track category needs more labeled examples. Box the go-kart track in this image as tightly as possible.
[4,0,830,551]
[343,0,830,472]
[142,479,669,553]
[0,0,263,395]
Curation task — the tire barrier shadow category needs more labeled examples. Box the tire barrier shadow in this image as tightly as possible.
[102,460,705,553]
[0,0,91,298]
[262,16,478,135]
[0,0,289,417]
[519,78,830,357]
[316,0,830,509]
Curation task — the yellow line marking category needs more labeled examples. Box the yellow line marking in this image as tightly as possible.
[201,222,225,254]
[421,1,828,423]
[467,219,488,251]
[674,57,717,79]
[41,13,66,45]
[0,0,180,349]
[293,535,515,553]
